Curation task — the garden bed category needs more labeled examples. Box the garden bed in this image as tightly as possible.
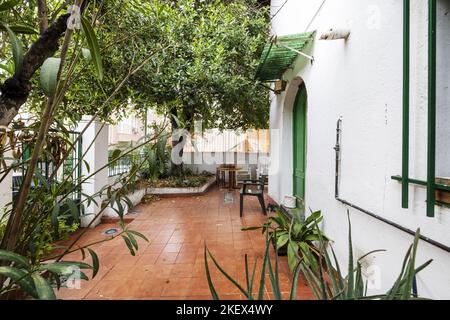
[146,175,216,197]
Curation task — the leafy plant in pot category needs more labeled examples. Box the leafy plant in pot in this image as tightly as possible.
[243,209,329,272]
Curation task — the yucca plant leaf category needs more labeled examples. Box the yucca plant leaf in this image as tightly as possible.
[267,250,281,300]
[346,211,354,298]
[289,261,302,300]
[81,17,103,81]
[204,245,219,300]
[248,257,258,298]
[0,249,31,269]
[244,255,250,295]
[299,263,321,300]
[385,244,412,300]
[257,238,271,300]
[31,274,55,300]
[207,248,249,298]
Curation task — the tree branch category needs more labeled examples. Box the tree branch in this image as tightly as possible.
[37,0,49,34]
[0,13,70,127]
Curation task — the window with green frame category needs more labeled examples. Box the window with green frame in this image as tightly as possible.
[392,0,450,217]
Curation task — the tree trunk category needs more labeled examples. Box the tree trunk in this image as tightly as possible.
[0,13,69,126]
[170,107,184,176]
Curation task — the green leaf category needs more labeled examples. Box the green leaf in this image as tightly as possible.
[38,264,75,276]
[87,248,99,278]
[290,261,302,300]
[122,235,135,256]
[207,247,249,298]
[346,211,354,298]
[66,198,80,221]
[127,230,149,242]
[276,234,289,249]
[40,57,61,97]
[127,232,139,250]
[81,17,103,81]
[111,149,121,161]
[5,23,38,34]
[204,245,219,300]
[0,266,36,298]
[0,0,20,11]
[0,63,13,75]
[1,23,23,74]
[31,274,56,300]
[0,249,31,269]
[287,241,299,271]
[83,159,90,173]
[51,202,60,235]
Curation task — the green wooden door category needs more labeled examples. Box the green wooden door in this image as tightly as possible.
[293,83,307,203]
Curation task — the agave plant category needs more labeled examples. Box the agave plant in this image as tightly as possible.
[205,211,433,300]
[243,209,329,272]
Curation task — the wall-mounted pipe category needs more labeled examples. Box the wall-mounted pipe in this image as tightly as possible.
[334,119,450,253]
[426,0,437,218]
[402,0,410,209]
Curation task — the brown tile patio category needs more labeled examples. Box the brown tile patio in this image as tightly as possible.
[56,187,314,300]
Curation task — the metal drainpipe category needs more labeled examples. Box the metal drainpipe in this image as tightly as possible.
[426,0,437,218]
[402,0,410,209]
[334,119,450,254]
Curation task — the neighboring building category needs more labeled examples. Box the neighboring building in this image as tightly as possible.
[263,0,449,298]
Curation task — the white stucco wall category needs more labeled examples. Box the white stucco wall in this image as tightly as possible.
[269,0,450,299]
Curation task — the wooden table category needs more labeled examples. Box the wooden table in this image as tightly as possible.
[217,166,242,191]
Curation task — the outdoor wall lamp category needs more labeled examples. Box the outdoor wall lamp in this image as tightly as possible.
[320,28,351,40]
[274,80,287,94]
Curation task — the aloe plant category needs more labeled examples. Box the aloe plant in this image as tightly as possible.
[205,211,433,300]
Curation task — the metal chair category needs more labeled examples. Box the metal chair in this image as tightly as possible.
[240,174,267,217]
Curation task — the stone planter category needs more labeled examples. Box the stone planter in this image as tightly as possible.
[146,176,216,197]
[103,188,146,218]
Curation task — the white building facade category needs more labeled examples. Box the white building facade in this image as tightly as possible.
[266,0,450,299]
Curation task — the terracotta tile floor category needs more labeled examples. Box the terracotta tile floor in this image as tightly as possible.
[56,187,315,300]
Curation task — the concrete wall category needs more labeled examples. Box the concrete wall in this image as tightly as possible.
[269,0,450,299]
[76,117,109,228]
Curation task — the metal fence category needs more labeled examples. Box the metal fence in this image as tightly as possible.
[12,130,83,203]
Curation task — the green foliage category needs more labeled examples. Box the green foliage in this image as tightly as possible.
[243,209,328,272]
[140,133,171,181]
[206,212,433,300]
[0,249,94,300]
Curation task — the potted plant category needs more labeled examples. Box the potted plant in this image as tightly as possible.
[243,209,329,271]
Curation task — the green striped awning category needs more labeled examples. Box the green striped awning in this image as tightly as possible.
[255,32,315,82]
